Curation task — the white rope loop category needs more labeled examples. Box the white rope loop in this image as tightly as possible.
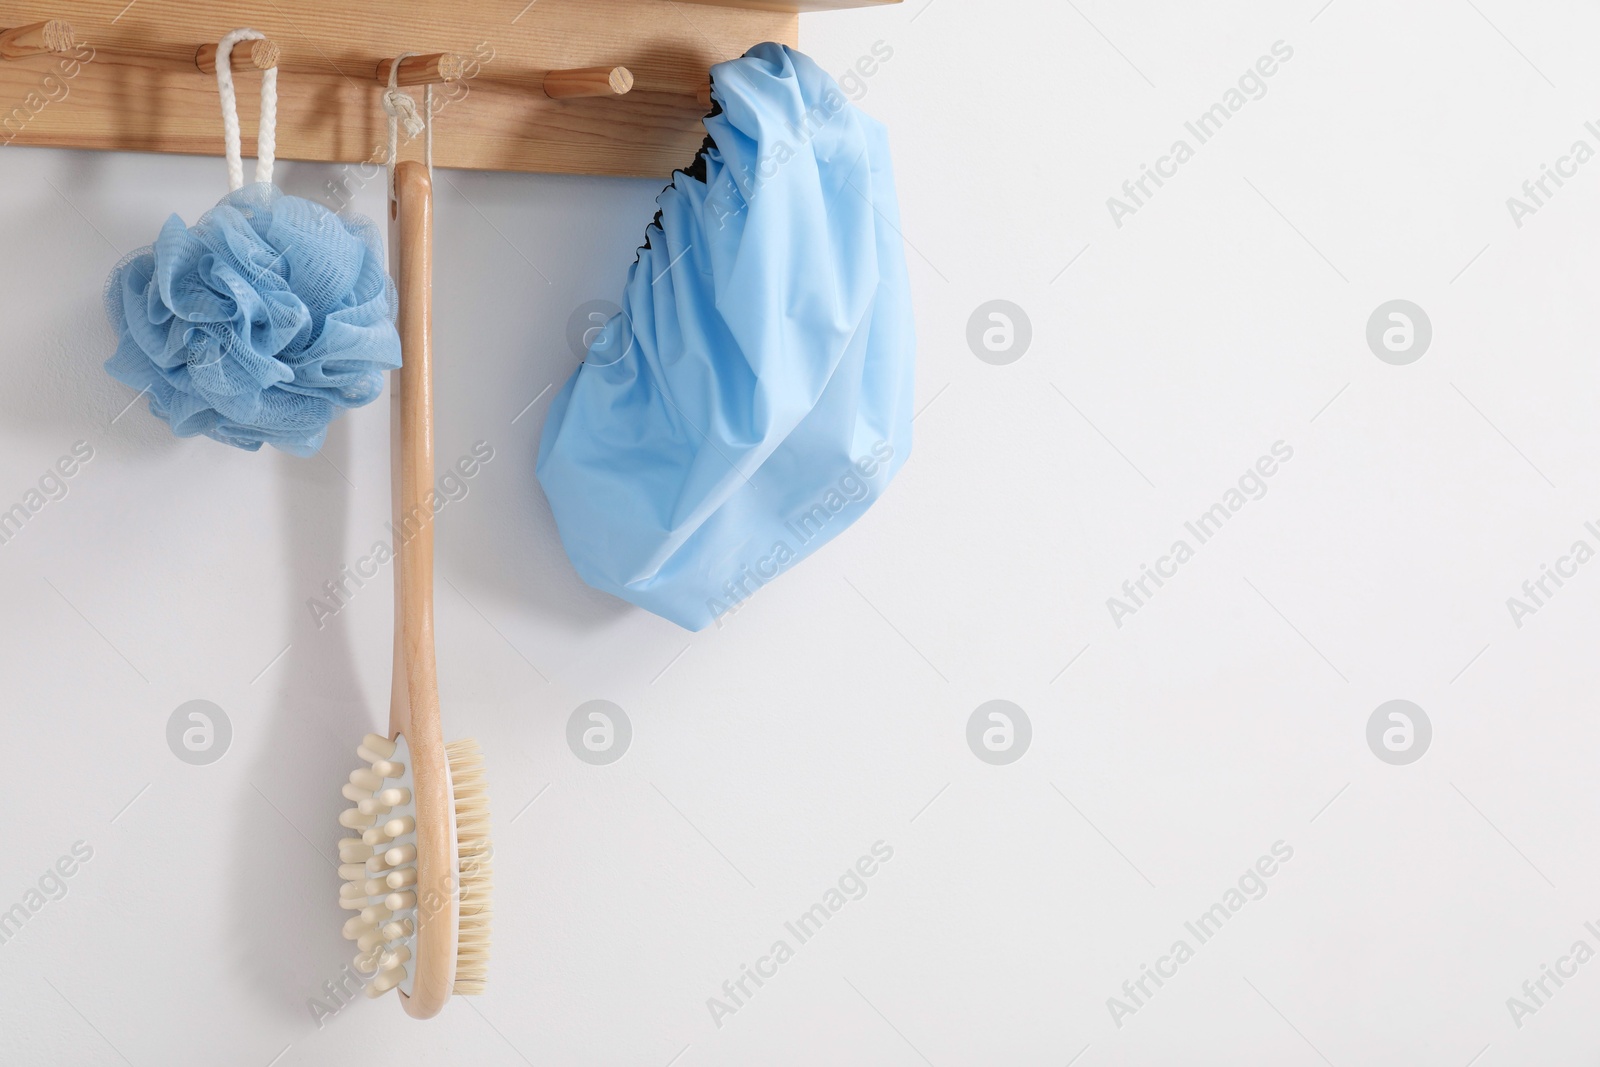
[214,28,277,190]
[381,54,433,206]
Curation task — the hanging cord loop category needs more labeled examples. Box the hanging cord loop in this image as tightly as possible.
[381,54,433,207]
[214,28,277,191]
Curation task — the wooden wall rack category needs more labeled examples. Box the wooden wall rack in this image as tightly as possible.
[0,0,896,177]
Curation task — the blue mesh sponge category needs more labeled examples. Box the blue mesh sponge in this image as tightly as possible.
[104,183,400,456]
[537,43,916,630]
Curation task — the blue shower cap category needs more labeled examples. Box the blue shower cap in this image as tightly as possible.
[104,183,400,456]
[537,43,916,630]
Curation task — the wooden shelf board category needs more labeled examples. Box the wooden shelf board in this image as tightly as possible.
[0,0,898,176]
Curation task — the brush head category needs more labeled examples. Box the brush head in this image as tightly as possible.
[336,732,492,1002]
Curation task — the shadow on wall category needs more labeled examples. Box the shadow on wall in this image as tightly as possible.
[425,170,667,631]
[228,422,376,1025]
[0,154,177,455]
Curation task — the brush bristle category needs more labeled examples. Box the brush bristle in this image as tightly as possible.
[447,737,492,995]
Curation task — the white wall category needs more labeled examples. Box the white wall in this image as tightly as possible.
[2,1,1599,1064]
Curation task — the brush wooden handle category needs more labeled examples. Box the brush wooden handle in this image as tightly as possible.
[388,159,456,1019]
[388,166,435,752]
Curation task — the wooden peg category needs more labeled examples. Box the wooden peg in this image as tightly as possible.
[544,65,634,100]
[696,79,712,107]
[376,53,465,87]
[195,38,280,75]
[0,19,74,59]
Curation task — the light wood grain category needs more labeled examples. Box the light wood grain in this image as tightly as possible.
[0,18,71,58]
[0,0,862,176]
[544,64,633,99]
[387,159,455,1020]
[194,38,278,74]
[375,52,464,87]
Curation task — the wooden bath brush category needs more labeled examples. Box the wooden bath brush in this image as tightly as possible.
[334,157,492,1018]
